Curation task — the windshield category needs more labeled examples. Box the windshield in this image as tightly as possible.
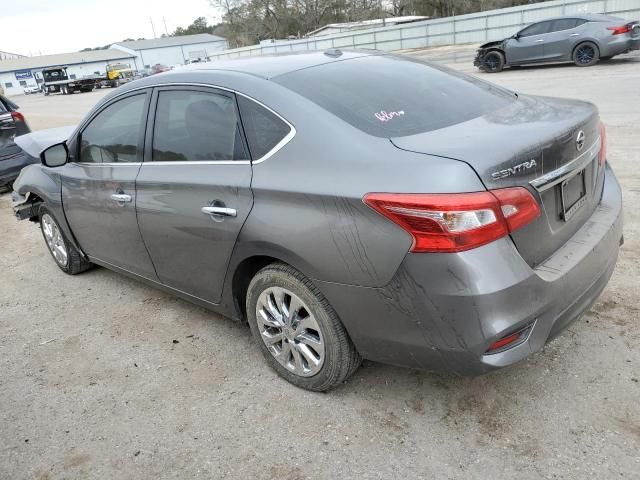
[274,54,516,137]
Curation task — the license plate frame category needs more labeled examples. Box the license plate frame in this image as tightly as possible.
[560,168,587,222]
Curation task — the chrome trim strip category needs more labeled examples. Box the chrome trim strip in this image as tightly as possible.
[529,137,600,192]
[144,160,251,166]
[106,82,296,165]
[72,162,142,167]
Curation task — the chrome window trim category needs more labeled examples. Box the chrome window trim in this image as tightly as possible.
[71,162,142,167]
[105,82,296,165]
[529,137,600,192]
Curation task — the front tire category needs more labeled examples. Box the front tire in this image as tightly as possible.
[39,208,92,275]
[246,262,361,391]
[573,42,599,67]
[482,51,505,73]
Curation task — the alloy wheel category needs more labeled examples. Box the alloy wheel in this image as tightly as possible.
[255,287,325,377]
[42,214,68,267]
[576,45,595,64]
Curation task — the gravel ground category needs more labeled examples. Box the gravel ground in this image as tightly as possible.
[1,51,639,480]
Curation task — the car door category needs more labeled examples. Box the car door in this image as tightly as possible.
[506,21,552,64]
[61,89,160,280]
[135,86,253,304]
[0,97,20,159]
[543,18,586,60]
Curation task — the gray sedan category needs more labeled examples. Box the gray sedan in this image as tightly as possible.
[475,14,640,72]
[12,50,622,390]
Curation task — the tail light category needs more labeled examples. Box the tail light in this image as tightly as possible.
[599,122,607,166]
[10,111,25,123]
[363,187,540,253]
[607,25,631,35]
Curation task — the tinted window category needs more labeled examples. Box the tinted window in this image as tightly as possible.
[549,18,579,32]
[519,21,551,37]
[79,94,146,163]
[152,90,246,162]
[274,55,515,138]
[238,96,291,159]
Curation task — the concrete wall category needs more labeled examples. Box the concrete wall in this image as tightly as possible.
[208,0,640,60]
[0,58,134,96]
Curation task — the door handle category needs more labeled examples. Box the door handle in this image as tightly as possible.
[111,193,132,203]
[536,39,544,42]
[570,33,580,36]
[201,206,237,217]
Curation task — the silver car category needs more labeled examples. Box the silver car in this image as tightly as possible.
[475,14,640,72]
[12,51,622,391]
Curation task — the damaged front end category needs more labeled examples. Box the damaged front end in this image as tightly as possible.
[12,190,42,222]
[473,39,507,67]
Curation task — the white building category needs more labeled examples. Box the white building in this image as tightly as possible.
[306,16,429,37]
[111,34,228,70]
[0,50,26,61]
[0,49,135,96]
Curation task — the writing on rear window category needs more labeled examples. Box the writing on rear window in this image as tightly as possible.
[374,110,405,122]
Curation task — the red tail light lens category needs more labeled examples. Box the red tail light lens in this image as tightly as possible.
[363,187,540,253]
[10,111,25,123]
[607,25,631,35]
[598,122,607,166]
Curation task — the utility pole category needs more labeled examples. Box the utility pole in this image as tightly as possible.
[163,17,169,36]
[150,17,157,38]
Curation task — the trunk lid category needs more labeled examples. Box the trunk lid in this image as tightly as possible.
[391,95,604,267]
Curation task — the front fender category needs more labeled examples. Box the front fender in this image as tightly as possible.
[14,164,85,256]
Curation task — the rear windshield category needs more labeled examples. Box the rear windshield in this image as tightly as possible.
[274,54,516,137]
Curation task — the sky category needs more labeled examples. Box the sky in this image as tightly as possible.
[1,0,223,56]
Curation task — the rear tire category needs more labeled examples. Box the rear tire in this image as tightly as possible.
[482,51,505,73]
[573,42,599,67]
[39,207,92,275]
[246,262,361,391]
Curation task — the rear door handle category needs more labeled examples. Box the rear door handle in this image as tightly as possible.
[536,39,544,42]
[570,33,580,36]
[111,193,132,203]
[201,206,237,217]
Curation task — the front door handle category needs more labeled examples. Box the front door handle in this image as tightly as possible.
[201,206,237,217]
[111,193,132,203]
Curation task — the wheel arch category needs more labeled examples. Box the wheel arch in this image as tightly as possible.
[572,39,600,58]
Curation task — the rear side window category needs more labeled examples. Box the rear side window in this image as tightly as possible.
[152,89,247,162]
[549,18,579,32]
[274,55,515,138]
[519,21,551,37]
[237,96,291,159]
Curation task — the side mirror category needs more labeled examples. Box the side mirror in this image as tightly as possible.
[40,142,69,168]
[513,33,521,40]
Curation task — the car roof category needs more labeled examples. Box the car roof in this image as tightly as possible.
[179,49,380,80]
[535,13,624,22]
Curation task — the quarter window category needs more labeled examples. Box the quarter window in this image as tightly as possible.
[237,96,291,160]
[79,93,146,163]
[519,21,551,37]
[152,90,246,162]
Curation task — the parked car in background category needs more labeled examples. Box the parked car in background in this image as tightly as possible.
[12,51,622,391]
[23,85,41,95]
[151,63,171,74]
[0,95,33,190]
[475,14,640,72]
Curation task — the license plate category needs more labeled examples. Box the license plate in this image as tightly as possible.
[560,169,586,221]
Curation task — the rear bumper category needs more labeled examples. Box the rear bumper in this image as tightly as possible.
[600,36,640,57]
[0,151,38,187]
[316,163,623,374]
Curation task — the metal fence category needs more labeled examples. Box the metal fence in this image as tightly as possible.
[209,0,640,60]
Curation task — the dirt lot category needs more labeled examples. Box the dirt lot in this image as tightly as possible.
[1,51,639,480]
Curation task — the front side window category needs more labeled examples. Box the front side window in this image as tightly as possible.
[519,22,551,37]
[152,90,246,162]
[237,96,291,160]
[79,93,146,163]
